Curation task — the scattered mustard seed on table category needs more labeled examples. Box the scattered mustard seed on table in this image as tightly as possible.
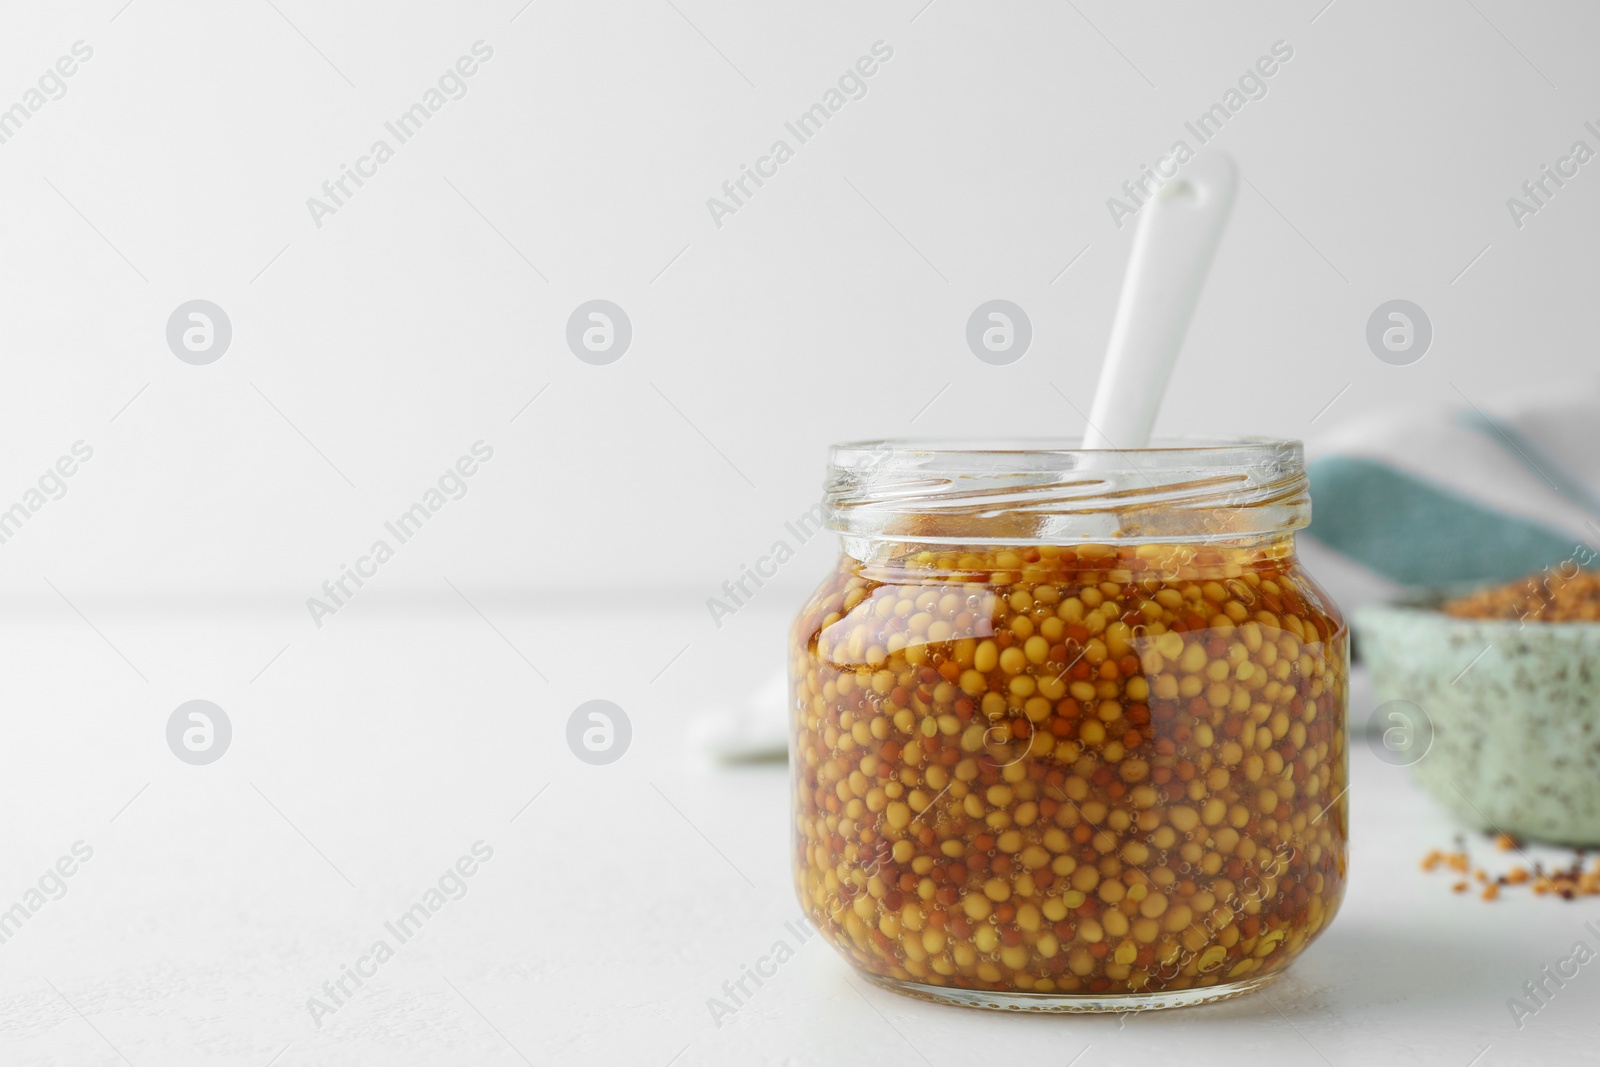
[1422,835,1600,900]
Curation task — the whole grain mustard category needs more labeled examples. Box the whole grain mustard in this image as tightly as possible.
[791,539,1348,1004]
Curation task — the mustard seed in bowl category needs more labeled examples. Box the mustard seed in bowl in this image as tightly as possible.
[1441,569,1600,622]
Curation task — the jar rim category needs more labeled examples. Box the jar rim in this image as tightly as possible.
[830,435,1299,465]
[824,435,1309,544]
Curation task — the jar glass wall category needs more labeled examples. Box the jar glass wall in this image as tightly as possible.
[789,439,1348,1012]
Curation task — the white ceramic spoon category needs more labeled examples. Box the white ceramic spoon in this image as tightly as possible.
[1083,153,1238,451]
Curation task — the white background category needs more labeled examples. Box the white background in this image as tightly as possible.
[1,1,1597,1064]
[3,0,1597,607]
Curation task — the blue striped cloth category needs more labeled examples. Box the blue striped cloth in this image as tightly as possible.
[1299,399,1600,613]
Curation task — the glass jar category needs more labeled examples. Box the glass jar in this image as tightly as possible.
[788,438,1347,1012]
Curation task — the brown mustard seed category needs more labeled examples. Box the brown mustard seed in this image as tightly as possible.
[1424,840,1600,901]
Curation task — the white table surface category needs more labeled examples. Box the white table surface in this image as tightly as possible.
[0,596,1595,1066]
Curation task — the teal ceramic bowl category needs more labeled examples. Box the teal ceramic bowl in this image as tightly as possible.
[1355,593,1600,845]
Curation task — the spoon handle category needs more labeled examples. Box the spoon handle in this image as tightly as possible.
[1083,154,1238,451]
